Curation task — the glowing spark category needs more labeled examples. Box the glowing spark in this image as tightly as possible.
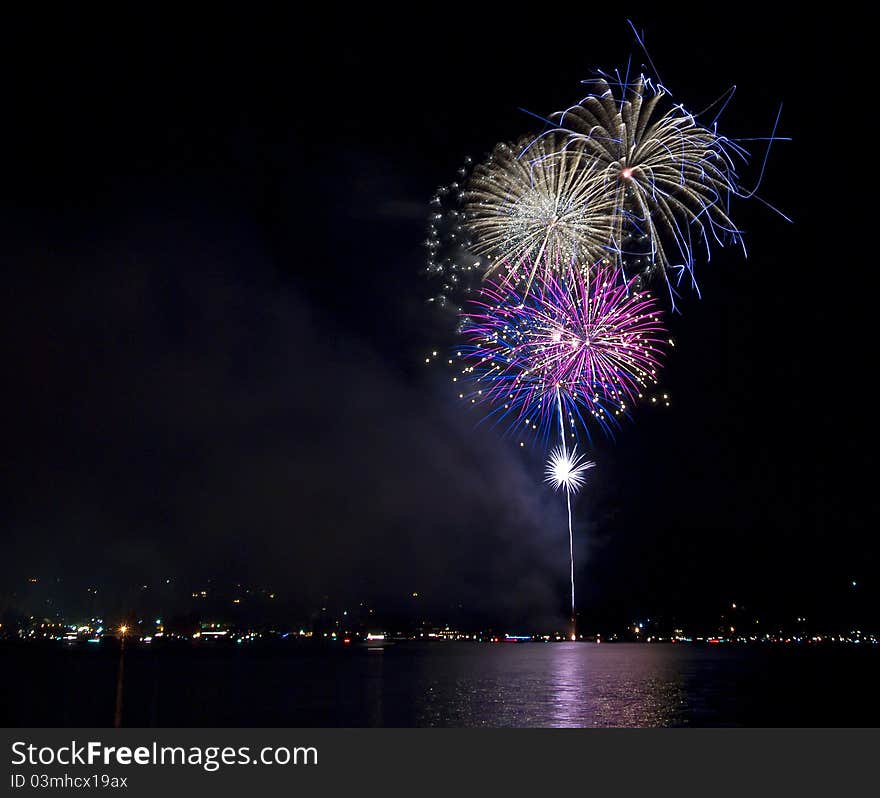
[423,155,479,316]
[545,445,594,494]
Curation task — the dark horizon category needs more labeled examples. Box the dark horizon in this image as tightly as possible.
[2,10,875,633]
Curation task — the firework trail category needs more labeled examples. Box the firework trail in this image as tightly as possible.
[545,388,595,638]
[458,260,667,631]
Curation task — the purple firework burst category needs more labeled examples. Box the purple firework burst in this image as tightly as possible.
[457,261,669,443]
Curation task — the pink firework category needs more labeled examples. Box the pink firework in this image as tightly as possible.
[457,261,668,440]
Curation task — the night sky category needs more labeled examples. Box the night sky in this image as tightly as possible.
[2,10,875,631]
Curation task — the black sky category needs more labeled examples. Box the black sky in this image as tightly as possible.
[1,9,875,630]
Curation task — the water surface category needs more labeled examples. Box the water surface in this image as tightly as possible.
[1,642,875,727]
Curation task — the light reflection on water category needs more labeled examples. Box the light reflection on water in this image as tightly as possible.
[413,643,687,727]
[545,644,684,727]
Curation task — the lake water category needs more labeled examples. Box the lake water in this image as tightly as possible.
[1,642,876,727]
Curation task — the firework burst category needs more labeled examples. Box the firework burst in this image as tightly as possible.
[465,135,618,291]
[545,445,594,494]
[535,74,751,302]
[457,259,669,444]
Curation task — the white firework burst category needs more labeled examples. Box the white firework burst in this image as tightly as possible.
[466,134,617,289]
[545,75,745,294]
[544,445,595,494]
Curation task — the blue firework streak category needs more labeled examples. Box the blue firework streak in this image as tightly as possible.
[514,70,787,309]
